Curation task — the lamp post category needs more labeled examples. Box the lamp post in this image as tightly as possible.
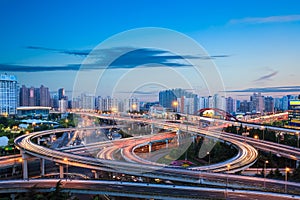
[207,152,210,165]
[285,167,290,193]
[172,101,178,112]
[172,101,178,121]
[132,104,137,112]
[264,160,268,188]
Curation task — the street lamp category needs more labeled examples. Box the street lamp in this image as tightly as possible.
[207,152,210,165]
[132,104,137,112]
[285,167,290,193]
[172,101,178,113]
[264,160,269,188]
[254,135,259,139]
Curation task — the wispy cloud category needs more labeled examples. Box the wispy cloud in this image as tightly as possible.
[0,63,81,72]
[253,71,278,82]
[229,15,300,24]
[1,46,229,72]
[226,85,300,93]
[26,46,90,56]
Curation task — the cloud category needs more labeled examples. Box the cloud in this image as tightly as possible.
[26,46,90,56]
[253,71,278,82]
[226,85,300,93]
[118,90,158,95]
[0,63,81,72]
[229,15,300,24]
[1,46,229,72]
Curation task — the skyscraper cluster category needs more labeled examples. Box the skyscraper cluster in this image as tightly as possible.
[19,85,51,107]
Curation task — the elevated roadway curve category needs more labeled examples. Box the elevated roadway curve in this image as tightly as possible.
[14,113,300,194]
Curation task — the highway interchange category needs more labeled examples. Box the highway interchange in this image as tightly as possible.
[5,112,300,199]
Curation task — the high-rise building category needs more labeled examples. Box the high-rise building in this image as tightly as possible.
[58,88,66,100]
[159,88,197,110]
[264,96,274,113]
[39,85,51,107]
[123,97,140,112]
[80,93,95,110]
[0,74,18,115]
[177,96,197,114]
[59,99,68,113]
[288,99,300,127]
[226,97,236,114]
[19,85,29,106]
[19,85,51,107]
[159,88,199,113]
[250,92,264,113]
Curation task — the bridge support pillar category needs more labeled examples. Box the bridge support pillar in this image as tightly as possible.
[91,170,99,179]
[165,139,168,148]
[149,143,152,153]
[37,137,41,145]
[297,160,300,168]
[59,164,64,179]
[151,124,154,134]
[21,150,29,180]
[10,194,16,200]
[68,132,71,140]
[40,158,45,176]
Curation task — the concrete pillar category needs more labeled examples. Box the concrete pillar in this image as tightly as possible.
[151,124,154,134]
[10,194,16,200]
[296,160,300,168]
[40,158,45,176]
[12,165,16,175]
[22,158,28,180]
[21,151,29,180]
[37,137,41,145]
[92,170,99,179]
[68,132,71,140]
[149,143,152,153]
[165,139,168,148]
[59,164,64,179]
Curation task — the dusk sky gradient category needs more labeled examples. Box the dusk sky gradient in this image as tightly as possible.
[1,0,300,99]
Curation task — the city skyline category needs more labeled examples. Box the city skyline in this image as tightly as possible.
[0,1,300,99]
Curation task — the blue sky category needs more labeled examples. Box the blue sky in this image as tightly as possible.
[0,0,300,99]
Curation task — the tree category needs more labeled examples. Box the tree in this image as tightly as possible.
[274,168,282,179]
[16,184,47,200]
[47,180,72,200]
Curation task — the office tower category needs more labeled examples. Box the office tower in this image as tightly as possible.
[80,93,95,110]
[250,92,264,113]
[39,85,51,107]
[19,85,51,107]
[159,88,197,110]
[59,99,68,113]
[124,97,140,112]
[226,97,236,114]
[58,88,65,100]
[19,85,29,106]
[0,74,18,115]
[264,96,274,113]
